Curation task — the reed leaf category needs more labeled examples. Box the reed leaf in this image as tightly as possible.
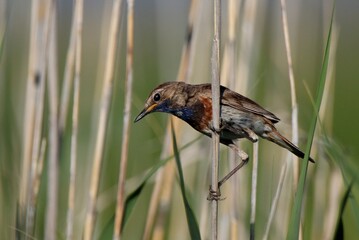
[287,3,336,239]
[121,136,201,230]
[171,121,201,240]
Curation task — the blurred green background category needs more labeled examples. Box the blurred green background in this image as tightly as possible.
[1,0,359,239]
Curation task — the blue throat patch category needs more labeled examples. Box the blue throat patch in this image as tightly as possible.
[158,101,194,121]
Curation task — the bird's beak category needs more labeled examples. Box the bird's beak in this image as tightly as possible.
[134,103,158,122]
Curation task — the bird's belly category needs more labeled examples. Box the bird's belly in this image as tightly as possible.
[221,106,268,139]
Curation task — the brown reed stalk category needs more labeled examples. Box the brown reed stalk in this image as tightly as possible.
[142,129,172,240]
[26,138,46,237]
[18,0,41,232]
[20,0,52,237]
[177,0,198,82]
[83,0,122,238]
[59,3,77,135]
[221,0,239,238]
[66,0,83,239]
[318,23,338,239]
[113,0,134,239]
[45,4,59,239]
[250,142,258,239]
[280,0,300,188]
[210,0,221,239]
[263,162,287,239]
[231,1,257,238]
[142,1,198,239]
[25,34,46,238]
[263,0,300,237]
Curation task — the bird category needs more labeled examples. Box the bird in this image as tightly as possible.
[134,81,315,199]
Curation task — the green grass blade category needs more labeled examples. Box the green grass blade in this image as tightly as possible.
[171,121,201,240]
[287,3,336,239]
[334,181,353,239]
[121,135,201,230]
[323,138,359,232]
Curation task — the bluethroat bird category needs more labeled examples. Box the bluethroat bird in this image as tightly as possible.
[134,82,314,199]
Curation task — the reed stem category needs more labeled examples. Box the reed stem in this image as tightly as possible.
[210,0,221,239]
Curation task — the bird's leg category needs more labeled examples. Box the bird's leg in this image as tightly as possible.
[207,143,249,201]
[207,120,227,201]
[218,144,249,188]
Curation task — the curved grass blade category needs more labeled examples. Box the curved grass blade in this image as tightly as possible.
[171,121,201,240]
[287,3,336,239]
[334,181,353,239]
[120,135,201,231]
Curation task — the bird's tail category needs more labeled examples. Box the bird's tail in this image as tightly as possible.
[265,130,315,163]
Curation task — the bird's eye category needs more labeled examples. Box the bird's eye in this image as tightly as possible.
[153,93,161,102]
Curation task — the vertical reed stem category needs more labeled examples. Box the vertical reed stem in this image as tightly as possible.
[250,142,258,239]
[280,0,299,188]
[210,0,221,239]
[83,0,122,238]
[19,0,40,233]
[113,0,134,239]
[66,0,83,238]
[46,3,59,239]
[142,1,197,238]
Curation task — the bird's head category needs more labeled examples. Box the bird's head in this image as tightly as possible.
[134,82,187,122]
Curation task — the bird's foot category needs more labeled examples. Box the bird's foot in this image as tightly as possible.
[209,119,225,134]
[207,185,226,201]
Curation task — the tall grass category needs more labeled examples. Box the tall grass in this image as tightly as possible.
[1,0,359,240]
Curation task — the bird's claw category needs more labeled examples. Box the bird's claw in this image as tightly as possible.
[207,185,226,201]
[209,122,225,134]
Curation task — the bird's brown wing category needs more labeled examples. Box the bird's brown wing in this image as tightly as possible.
[220,86,280,123]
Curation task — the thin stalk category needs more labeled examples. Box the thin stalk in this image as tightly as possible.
[142,129,171,240]
[263,163,287,239]
[45,3,59,239]
[287,4,335,239]
[210,1,221,240]
[263,0,301,237]
[66,0,83,238]
[317,22,338,239]
[83,0,122,238]
[27,138,47,238]
[142,1,198,238]
[113,0,134,239]
[280,0,299,190]
[250,142,258,239]
[18,0,40,232]
[59,1,77,134]
[223,0,239,238]
[177,0,198,82]
[25,44,46,238]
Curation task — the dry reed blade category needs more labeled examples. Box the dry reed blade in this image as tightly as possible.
[83,0,122,238]
[25,40,46,238]
[18,0,41,232]
[220,0,239,238]
[45,3,60,239]
[142,128,171,240]
[142,1,198,239]
[59,1,77,134]
[250,142,259,239]
[19,0,53,237]
[26,138,47,237]
[113,0,134,239]
[287,3,335,238]
[66,0,84,238]
[263,0,301,237]
[262,163,288,239]
[280,0,300,189]
[318,22,339,239]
